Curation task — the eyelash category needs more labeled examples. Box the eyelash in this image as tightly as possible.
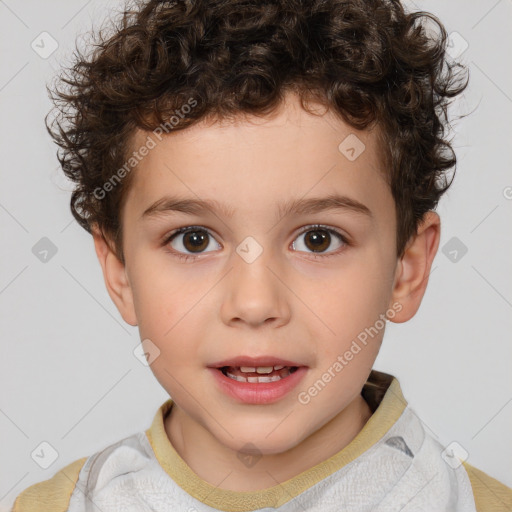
[161,224,350,262]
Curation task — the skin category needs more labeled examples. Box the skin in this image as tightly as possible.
[92,91,440,491]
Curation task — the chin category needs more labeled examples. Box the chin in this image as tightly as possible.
[216,419,307,456]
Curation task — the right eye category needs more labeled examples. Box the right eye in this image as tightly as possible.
[163,226,221,261]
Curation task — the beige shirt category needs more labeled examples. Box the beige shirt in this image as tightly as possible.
[11,370,512,511]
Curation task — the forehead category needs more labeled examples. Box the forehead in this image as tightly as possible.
[122,93,394,231]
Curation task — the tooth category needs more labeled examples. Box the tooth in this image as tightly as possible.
[256,366,273,374]
[226,371,247,382]
[240,366,256,373]
[273,365,285,370]
[224,368,292,383]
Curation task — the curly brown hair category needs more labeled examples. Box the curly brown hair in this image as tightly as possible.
[46,0,469,265]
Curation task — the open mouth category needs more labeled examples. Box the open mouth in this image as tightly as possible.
[219,365,299,383]
[209,360,308,404]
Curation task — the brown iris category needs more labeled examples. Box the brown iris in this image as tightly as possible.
[303,229,331,253]
[182,229,210,253]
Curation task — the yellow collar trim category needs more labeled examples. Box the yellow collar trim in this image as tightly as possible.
[145,370,406,512]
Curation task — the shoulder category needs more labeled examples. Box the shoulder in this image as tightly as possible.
[10,457,87,512]
[462,461,512,512]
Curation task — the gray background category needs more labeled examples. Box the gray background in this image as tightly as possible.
[1,0,511,510]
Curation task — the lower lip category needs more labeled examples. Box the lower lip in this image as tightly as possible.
[208,367,308,404]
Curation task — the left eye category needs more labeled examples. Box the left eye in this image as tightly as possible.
[292,225,348,256]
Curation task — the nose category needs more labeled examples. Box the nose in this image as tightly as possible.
[219,246,291,329]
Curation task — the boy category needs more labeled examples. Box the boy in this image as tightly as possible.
[11,0,512,510]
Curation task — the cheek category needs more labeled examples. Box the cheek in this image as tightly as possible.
[130,265,201,348]
[310,254,393,351]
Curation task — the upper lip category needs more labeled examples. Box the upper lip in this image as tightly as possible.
[208,356,306,368]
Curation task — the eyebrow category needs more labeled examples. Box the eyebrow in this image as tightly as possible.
[140,193,373,222]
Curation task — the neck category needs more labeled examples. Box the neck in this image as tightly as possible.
[164,393,373,492]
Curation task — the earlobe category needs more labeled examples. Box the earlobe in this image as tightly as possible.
[92,226,138,326]
[388,211,441,324]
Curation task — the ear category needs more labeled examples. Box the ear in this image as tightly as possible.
[92,225,138,326]
[388,211,441,323]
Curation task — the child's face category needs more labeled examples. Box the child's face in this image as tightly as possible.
[101,92,413,454]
